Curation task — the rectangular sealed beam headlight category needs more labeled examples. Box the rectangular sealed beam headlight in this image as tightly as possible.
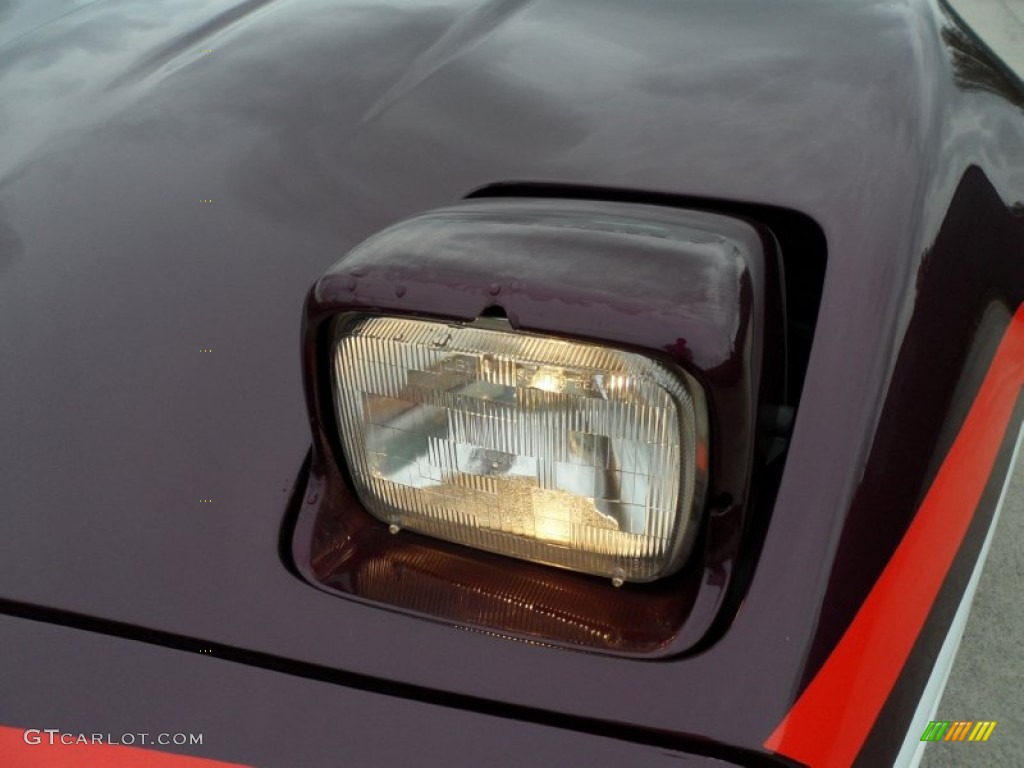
[331,315,708,584]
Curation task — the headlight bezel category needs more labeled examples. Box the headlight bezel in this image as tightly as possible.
[293,197,783,656]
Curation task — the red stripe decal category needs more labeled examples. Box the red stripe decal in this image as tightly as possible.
[765,304,1024,766]
[0,725,252,768]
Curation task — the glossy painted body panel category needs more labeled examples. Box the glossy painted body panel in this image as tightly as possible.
[0,0,1022,764]
[0,613,731,768]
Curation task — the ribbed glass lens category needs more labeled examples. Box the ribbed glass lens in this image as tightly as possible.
[331,315,708,583]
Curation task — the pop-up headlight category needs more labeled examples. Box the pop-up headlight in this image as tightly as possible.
[332,314,708,584]
[296,197,781,652]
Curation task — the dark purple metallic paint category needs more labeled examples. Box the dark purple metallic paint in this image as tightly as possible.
[0,0,1022,764]
[0,613,734,768]
[807,169,1024,762]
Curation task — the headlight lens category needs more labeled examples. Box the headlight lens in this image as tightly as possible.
[331,315,708,583]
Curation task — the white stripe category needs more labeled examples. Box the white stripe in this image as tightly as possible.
[894,419,1024,767]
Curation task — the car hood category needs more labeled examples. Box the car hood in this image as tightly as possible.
[1,0,1023,757]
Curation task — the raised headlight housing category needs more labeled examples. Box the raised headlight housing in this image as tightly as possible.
[295,196,784,653]
[332,314,708,584]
